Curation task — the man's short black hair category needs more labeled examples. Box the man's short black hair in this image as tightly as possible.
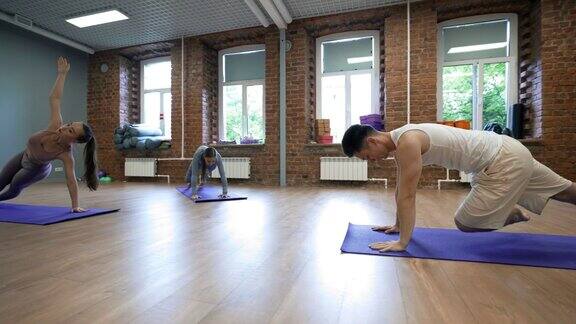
[341,124,377,157]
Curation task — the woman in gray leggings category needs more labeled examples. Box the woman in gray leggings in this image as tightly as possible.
[185,146,228,200]
[0,57,98,212]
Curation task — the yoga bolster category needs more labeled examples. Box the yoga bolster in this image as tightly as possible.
[127,125,162,137]
[113,134,124,144]
[144,138,169,150]
[122,138,132,149]
[135,139,147,150]
[129,136,167,146]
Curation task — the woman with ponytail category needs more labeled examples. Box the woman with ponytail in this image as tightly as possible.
[0,57,98,212]
[185,146,228,200]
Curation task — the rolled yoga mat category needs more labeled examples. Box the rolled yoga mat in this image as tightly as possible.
[126,125,162,137]
[0,203,120,225]
[127,136,170,149]
[145,137,169,149]
[128,136,167,146]
[158,142,171,149]
[176,185,247,203]
[122,138,132,149]
[113,133,124,144]
[340,223,576,270]
[115,124,128,134]
[135,139,147,150]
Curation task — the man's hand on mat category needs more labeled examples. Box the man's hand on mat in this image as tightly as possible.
[371,224,399,234]
[71,207,86,213]
[369,240,407,252]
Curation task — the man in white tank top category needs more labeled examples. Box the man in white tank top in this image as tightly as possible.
[341,123,575,252]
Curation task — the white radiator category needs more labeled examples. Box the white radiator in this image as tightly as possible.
[125,158,156,177]
[459,171,472,183]
[320,157,368,181]
[211,157,251,179]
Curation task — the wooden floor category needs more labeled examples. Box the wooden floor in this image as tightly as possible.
[0,182,575,324]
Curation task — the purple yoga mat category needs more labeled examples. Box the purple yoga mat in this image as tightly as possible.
[0,203,120,225]
[176,185,247,203]
[341,223,576,270]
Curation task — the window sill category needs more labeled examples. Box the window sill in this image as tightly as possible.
[211,144,265,148]
[303,143,344,155]
[304,143,341,148]
[115,143,172,151]
[519,138,543,145]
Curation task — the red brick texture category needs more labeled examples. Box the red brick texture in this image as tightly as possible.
[537,0,576,180]
[527,0,543,139]
[87,0,575,188]
[87,53,126,180]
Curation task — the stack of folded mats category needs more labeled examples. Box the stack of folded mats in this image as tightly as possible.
[113,124,171,151]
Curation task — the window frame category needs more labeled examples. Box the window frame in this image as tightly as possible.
[140,56,172,138]
[437,13,518,130]
[218,44,266,142]
[315,30,380,136]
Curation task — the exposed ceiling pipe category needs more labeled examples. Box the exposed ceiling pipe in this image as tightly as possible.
[0,11,95,54]
[272,0,292,24]
[181,36,185,158]
[243,0,270,27]
[279,29,286,186]
[258,0,287,29]
[406,0,411,124]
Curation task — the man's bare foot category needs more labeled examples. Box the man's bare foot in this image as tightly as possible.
[504,208,530,226]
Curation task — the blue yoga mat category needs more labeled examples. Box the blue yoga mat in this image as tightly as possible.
[176,185,247,203]
[0,203,120,225]
[341,223,576,270]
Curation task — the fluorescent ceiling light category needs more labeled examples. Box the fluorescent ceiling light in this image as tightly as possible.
[448,42,507,54]
[347,56,372,64]
[66,10,128,28]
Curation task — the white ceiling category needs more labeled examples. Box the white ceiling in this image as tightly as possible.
[0,0,406,51]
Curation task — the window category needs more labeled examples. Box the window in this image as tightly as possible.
[141,57,172,138]
[437,14,518,130]
[219,45,265,143]
[316,31,380,143]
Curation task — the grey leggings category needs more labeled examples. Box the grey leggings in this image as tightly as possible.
[0,151,52,201]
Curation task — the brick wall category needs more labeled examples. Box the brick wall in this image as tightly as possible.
[109,27,281,185]
[118,56,131,126]
[87,52,125,180]
[169,41,184,159]
[528,0,543,139]
[198,28,281,185]
[538,0,576,180]
[128,62,140,123]
[515,0,540,139]
[435,0,529,22]
[204,45,218,144]
[288,2,443,187]
[87,0,575,188]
